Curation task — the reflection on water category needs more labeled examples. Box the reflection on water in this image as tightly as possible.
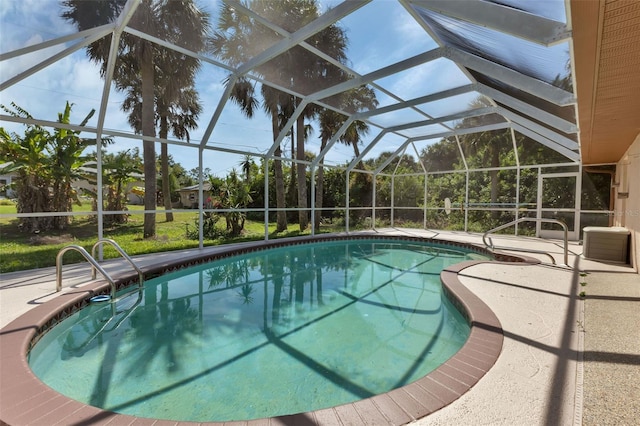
[29,240,486,422]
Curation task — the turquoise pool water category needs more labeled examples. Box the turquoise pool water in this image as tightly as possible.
[29,239,487,422]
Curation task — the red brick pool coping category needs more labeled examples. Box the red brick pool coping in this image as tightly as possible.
[0,235,525,425]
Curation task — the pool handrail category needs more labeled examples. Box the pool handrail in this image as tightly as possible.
[56,245,117,298]
[91,238,144,289]
[483,218,569,266]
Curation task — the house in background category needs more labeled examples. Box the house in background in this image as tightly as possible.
[0,172,16,198]
[178,182,213,209]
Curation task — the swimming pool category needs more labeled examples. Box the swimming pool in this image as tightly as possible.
[28,238,491,422]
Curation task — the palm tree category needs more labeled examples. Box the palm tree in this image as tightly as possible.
[238,154,254,183]
[211,0,350,232]
[121,69,204,223]
[62,0,209,237]
[210,0,300,232]
[458,97,506,220]
[315,86,378,230]
[291,22,349,231]
[158,87,202,222]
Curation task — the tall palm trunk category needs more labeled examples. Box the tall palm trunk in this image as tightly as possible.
[159,115,174,222]
[274,148,287,232]
[271,109,287,232]
[287,129,296,215]
[296,115,308,230]
[314,136,328,232]
[141,45,157,239]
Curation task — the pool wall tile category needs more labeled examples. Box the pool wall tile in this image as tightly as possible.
[417,377,460,405]
[0,234,515,426]
[427,369,470,395]
[333,403,366,424]
[402,383,444,413]
[455,349,496,370]
[352,398,393,424]
[10,393,70,425]
[438,364,478,386]
[369,393,413,425]
[447,358,486,379]
[312,408,341,425]
[387,388,431,420]
[128,416,163,425]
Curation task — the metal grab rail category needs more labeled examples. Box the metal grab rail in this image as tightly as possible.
[483,218,569,266]
[56,245,117,298]
[91,238,144,289]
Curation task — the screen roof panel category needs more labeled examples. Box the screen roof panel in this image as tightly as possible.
[0,0,581,176]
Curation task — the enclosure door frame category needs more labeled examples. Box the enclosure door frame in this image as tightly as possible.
[537,171,581,240]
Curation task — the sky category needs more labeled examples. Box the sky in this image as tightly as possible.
[0,0,571,177]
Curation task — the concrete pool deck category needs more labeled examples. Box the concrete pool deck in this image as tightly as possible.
[1,229,638,425]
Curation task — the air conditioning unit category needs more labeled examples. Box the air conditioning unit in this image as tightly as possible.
[582,226,630,263]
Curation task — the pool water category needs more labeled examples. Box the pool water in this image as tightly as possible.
[29,239,487,422]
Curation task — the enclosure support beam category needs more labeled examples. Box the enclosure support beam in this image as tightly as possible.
[372,176,377,230]
[268,101,309,157]
[477,84,577,134]
[264,159,270,241]
[499,108,579,150]
[511,127,521,235]
[347,130,387,172]
[311,117,355,168]
[198,147,204,249]
[200,76,237,149]
[310,165,316,236]
[411,0,570,46]
[0,29,112,92]
[235,1,369,76]
[93,0,137,257]
[423,174,428,230]
[345,171,350,232]
[447,47,575,105]
[465,171,470,232]
[391,175,395,228]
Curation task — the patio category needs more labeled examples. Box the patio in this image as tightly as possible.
[1,230,637,424]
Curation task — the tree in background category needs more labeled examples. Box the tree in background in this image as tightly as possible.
[187,170,254,239]
[291,16,349,231]
[211,0,352,232]
[155,154,192,205]
[49,102,97,229]
[238,155,255,184]
[120,5,208,223]
[101,149,143,225]
[62,0,209,237]
[316,85,377,230]
[0,102,98,232]
[211,1,292,232]
[217,169,253,236]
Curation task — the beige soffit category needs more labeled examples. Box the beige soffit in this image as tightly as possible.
[571,0,640,165]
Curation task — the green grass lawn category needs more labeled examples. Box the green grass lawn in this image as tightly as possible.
[0,203,341,273]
